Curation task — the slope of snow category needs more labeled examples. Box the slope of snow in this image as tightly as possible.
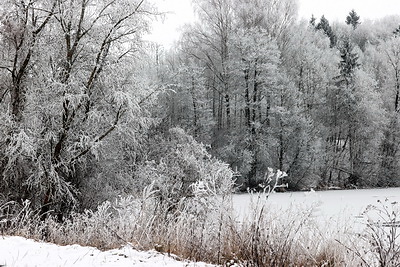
[0,236,214,267]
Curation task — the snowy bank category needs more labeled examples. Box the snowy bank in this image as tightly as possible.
[0,236,214,267]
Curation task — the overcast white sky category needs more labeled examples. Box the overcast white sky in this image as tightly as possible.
[147,0,400,48]
[147,0,194,47]
[299,0,400,22]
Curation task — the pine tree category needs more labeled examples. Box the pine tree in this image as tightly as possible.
[338,39,360,85]
[309,14,316,27]
[346,10,361,30]
[316,16,336,47]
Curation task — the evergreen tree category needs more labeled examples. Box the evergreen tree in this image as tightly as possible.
[338,39,360,85]
[309,14,316,27]
[316,15,336,47]
[346,9,361,30]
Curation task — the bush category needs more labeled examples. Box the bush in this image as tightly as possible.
[134,127,234,209]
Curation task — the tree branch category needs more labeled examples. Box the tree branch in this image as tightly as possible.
[69,105,123,163]
[0,88,9,104]
[0,66,12,74]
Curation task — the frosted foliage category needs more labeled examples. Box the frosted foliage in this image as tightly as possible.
[135,127,234,207]
[0,0,157,212]
[232,0,298,37]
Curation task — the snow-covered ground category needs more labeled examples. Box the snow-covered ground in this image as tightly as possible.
[0,236,214,267]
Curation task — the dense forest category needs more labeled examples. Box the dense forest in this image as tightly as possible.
[1,0,400,215]
[157,1,400,191]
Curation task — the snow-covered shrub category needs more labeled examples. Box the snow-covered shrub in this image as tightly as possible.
[134,127,235,211]
[127,128,236,261]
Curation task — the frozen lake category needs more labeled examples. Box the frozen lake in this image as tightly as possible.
[232,187,400,231]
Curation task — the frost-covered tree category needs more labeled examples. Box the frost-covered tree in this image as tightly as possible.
[0,0,157,214]
[190,0,234,130]
[346,9,361,30]
[325,38,386,186]
[375,36,400,185]
[158,48,213,143]
[228,27,281,186]
[338,38,361,85]
[282,21,339,188]
[309,15,316,27]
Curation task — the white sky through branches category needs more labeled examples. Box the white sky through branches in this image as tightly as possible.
[147,0,400,48]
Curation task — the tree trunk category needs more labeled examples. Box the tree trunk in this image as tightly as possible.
[244,68,251,129]
[10,84,23,121]
[191,76,198,136]
[225,93,230,129]
[395,71,399,112]
[252,67,258,135]
[218,92,223,130]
